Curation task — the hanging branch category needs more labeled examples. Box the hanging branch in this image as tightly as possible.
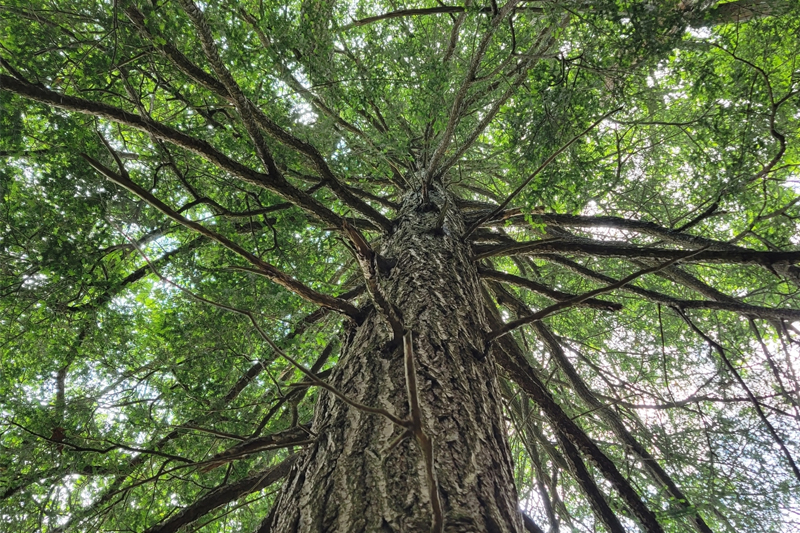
[530,321,715,533]
[482,298,657,533]
[342,220,404,341]
[403,331,444,533]
[675,309,800,483]
[503,380,568,531]
[490,279,714,533]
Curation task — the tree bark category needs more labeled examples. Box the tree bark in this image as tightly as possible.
[269,187,524,532]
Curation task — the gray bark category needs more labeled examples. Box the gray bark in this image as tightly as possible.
[269,187,524,532]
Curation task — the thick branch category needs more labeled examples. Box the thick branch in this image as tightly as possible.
[0,74,347,229]
[199,426,312,472]
[82,154,361,318]
[490,212,754,251]
[342,221,403,340]
[478,268,623,311]
[474,237,800,266]
[144,455,298,533]
[67,237,204,313]
[701,0,787,25]
[343,1,782,30]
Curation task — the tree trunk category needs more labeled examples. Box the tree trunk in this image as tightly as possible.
[269,186,524,532]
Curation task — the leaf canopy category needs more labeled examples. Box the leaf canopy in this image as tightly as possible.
[1,1,799,532]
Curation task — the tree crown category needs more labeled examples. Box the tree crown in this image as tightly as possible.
[1,0,799,531]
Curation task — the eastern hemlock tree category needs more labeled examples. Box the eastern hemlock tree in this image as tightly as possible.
[1,0,799,532]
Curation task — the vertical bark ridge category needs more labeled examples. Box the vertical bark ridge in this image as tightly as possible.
[270,188,523,532]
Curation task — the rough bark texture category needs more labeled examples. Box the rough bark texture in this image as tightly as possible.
[270,186,524,532]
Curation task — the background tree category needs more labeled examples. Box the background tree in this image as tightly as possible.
[1,0,799,532]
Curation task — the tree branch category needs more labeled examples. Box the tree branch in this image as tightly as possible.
[342,221,403,341]
[166,3,393,233]
[474,237,800,266]
[482,298,656,533]
[0,74,348,230]
[81,154,361,318]
[478,267,623,311]
[489,250,704,340]
[199,426,312,472]
[543,254,800,321]
[531,321,714,533]
[144,455,298,533]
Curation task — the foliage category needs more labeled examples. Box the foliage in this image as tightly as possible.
[1,0,799,532]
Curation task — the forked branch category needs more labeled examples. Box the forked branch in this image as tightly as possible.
[0,74,347,230]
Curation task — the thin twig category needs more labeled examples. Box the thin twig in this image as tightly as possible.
[676,309,800,483]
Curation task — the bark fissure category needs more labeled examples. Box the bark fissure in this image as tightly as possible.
[270,189,524,532]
